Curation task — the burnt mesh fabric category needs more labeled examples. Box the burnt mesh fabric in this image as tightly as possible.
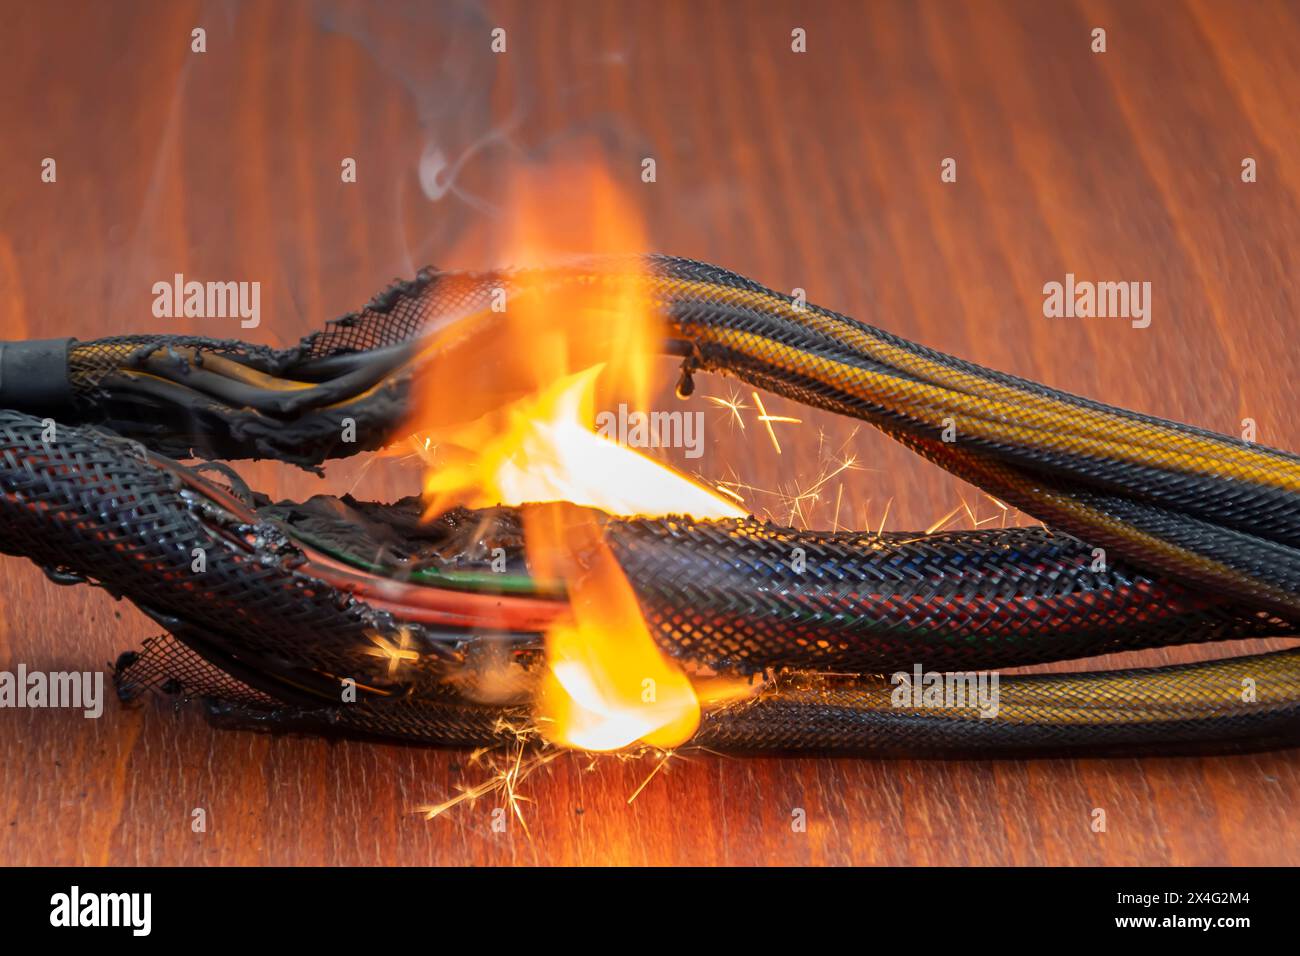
[260,494,1293,673]
[53,257,1300,615]
[3,255,1299,755]
[0,407,1297,756]
[115,632,1300,758]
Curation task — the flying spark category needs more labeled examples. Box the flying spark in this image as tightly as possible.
[750,391,801,454]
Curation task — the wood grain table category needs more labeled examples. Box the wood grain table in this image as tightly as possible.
[1,0,1298,865]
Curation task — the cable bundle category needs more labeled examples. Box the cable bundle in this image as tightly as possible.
[1,257,1297,756]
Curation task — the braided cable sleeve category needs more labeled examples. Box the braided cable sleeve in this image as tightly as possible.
[42,258,1300,544]
[55,259,1296,614]
[5,259,1300,754]
[2,407,1284,680]
[1,409,1297,756]
[689,648,1300,757]
[601,516,1293,673]
[0,411,398,693]
[260,491,1297,672]
[118,636,1300,758]
[44,258,1300,504]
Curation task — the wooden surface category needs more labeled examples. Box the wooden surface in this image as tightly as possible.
[2,0,1299,865]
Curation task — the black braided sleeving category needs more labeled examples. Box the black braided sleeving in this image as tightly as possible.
[38,260,1300,561]
[0,407,1290,694]
[114,631,521,748]
[688,649,1300,757]
[677,329,1300,551]
[603,517,1293,673]
[120,637,1300,758]
[651,255,1300,498]
[650,255,1300,468]
[261,492,1295,674]
[0,410,406,692]
[684,345,1300,618]
[1,408,1293,755]
[895,430,1300,620]
[60,333,410,467]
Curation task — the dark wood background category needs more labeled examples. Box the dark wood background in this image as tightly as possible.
[2,0,1298,865]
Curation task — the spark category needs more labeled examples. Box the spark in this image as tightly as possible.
[365,628,420,677]
[709,425,868,528]
[396,432,437,466]
[417,678,771,830]
[416,742,562,836]
[801,453,861,498]
[757,454,866,529]
[504,742,534,833]
[877,496,893,536]
[924,504,963,535]
[345,453,380,497]
[714,483,746,505]
[627,750,676,804]
[704,389,749,431]
[984,493,1010,527]
[751,391,801,455]
[960,495,977,527]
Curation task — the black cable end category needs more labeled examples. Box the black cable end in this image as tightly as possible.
[0,338,74,412]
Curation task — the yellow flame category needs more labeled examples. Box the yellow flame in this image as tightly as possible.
[420,366,743,523]
[525,502,709,750]
[408,160,746,752]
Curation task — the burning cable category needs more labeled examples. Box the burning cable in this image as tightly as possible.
[0,257,1298,756]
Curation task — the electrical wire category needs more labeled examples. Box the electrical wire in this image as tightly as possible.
[2,257,1299,755]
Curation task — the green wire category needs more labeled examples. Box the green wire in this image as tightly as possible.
[283,524,553,596]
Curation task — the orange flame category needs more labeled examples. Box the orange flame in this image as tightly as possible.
[525,503,707,750]
[407,160,746,751]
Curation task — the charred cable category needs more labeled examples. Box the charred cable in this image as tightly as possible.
[1,257,1298,755]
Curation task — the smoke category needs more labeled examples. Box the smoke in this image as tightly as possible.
[313,0,653,272]
[314,1,508,222]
